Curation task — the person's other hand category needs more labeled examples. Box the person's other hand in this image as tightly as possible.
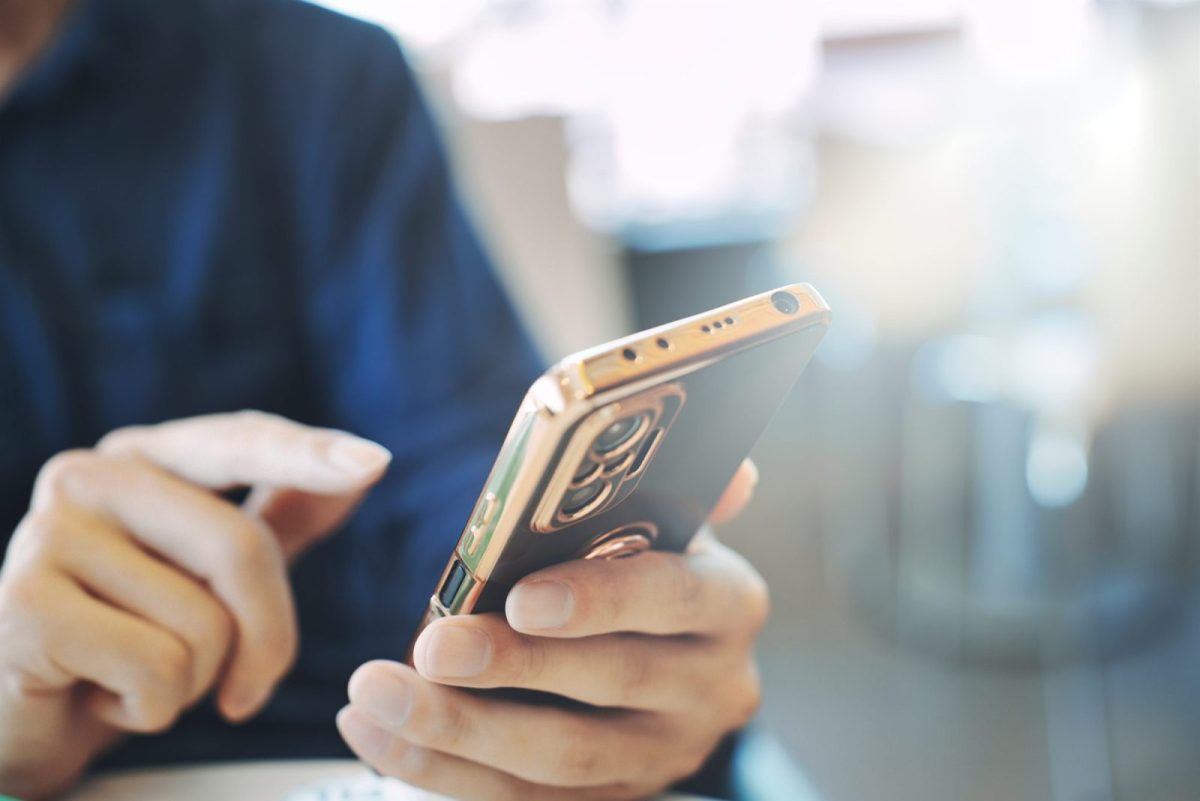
[339,459,765,801]
[0,411,389,801]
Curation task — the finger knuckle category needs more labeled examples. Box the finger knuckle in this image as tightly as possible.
[8,510,70,563]
[558,739,604,785]
[143,638,191,692]
[432,695,475,752]
[517,634,549,685]
[613,641,655,705]
[187,599,235,654]
[591,578,624,627]
[545,712,625,785]
[669,558,704,623]
[387,741,432,782]
[95,425,148,454]
[624,739,681,788]
[14,509,57,538]
[34,450,98,499]
[127,643,191,733]
[0,572,50,625]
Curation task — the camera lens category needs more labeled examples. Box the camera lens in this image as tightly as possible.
[561,480,607,517]
[572,455,600,484]
[593,415,645,454]
[771,290,800,315]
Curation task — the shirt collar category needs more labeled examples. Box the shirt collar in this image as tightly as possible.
[6,0,105,109]
[5,0,190,113]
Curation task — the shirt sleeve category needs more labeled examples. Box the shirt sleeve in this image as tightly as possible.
[287,27,543,666]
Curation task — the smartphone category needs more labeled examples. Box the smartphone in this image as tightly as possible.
[414,284,830,639]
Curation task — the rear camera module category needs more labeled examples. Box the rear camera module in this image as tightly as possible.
[771,290,800,315]
[561,480,608,518]
[593,415,646,455]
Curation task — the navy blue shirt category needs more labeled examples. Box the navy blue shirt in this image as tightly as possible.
[0,0,542,767]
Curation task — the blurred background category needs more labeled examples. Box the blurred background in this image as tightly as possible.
[310,2,1198,800]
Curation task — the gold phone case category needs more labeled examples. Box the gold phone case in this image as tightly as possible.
[411,284,831,644]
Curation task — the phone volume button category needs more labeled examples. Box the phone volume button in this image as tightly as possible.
[477,492,499,526]
[464,492,500,557]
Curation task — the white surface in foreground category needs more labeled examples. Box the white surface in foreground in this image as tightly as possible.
[62,759,712,801]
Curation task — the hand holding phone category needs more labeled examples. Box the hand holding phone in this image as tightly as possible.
[340,483,769,800]
[337,286,830,800]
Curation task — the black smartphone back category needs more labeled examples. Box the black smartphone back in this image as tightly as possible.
[426,285,830,620]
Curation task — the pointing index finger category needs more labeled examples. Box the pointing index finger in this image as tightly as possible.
[98,411,391,494]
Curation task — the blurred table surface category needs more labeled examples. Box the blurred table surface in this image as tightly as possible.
[61,760,716,801]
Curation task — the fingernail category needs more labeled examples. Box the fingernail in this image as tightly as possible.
[338,707,390,760]
[422,626,492,678]
[355,672,413,729]
[506,580,574,630]
[328,436,392,475]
